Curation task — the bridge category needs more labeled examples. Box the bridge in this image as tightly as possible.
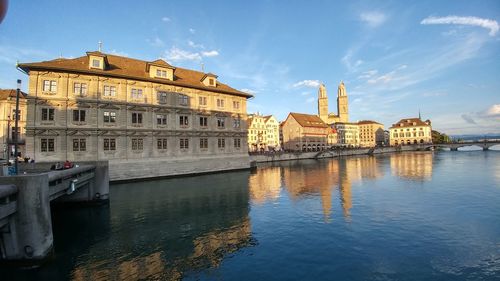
[0,161,109,264]
[421,140,500,151]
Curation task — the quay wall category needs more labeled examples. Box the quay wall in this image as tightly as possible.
[109,154,251,182]
[250,146,419,163]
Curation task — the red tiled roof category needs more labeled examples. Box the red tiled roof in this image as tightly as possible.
[358,120,382,125]
[0,89,28,100]
[390,118,431,128]
[289,112,328,128]
[18,52,252,98]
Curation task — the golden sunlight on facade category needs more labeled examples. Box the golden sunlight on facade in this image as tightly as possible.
[247,113,280,152]
[389,118,432,146]
[0,89,27,159]
[357,120,385,147]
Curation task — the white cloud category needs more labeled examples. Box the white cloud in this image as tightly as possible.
[240,88,257,95]
[293,80,321,88]
[188,40,204,49]
[341,49,363,71]
[189,28,196,34]
[306,97,316,103]
[421,16,499,36]
[109,49,129,57]
[360,12,387,28]
[148,37,164,47]
[161,17,171,22]
[485,104,500,117]
[201,50,219,57]
[163,47,219,61]
[358,69,378,79]
[163,46,201,61]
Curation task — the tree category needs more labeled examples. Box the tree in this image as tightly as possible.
[432,130,451,144]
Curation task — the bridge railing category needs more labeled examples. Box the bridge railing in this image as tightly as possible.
[0,184,18,230]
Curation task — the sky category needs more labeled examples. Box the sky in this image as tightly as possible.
[0,0,499,135]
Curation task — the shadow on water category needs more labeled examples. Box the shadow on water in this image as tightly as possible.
[1,171,254,281]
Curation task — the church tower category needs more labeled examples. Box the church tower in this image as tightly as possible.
[337,81,349,123]
[318,83,329,123]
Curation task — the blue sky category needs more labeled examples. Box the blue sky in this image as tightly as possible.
[0,0,499,134]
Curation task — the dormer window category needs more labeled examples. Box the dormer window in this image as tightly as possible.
[87,51,108,70]
[147,59,175,81]
[201,73,218,87]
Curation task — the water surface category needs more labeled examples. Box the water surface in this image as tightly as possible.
[3,151,500,280]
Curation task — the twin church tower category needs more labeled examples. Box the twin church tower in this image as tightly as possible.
[317,81,349,124]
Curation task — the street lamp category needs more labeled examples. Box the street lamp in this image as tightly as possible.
[13,79,21,175]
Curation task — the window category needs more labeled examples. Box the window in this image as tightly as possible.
[179,94,189,106]
[234,138,241,148]
[233,118,241,128]
[199,116,208,127]
[131,88,143,99]
[104,138,116,151]
[209,78,215,86]
[157,92,168,104]
[104,85,116,97]
[218,138,225,148]
[200,138,208,149]
[216,98,224,108]
[217,117,225,128]
[157,114,167,125]
[73,110,86,122]
[179,115,189,127]
[157,138,168,150]
[73,139,86,152]
[156,69,167,78]
[103,111,116,123]
[180,138,189,149]
[74,83,87,96]
[12,109,21,121]
[233,101,240,109]
[41,108,55,121]
[132,138,143,151]
[41,138,55,152]
[199,96,207,106]
[92,59,100,68]
[132,112,143,124]
[43,80,57,92]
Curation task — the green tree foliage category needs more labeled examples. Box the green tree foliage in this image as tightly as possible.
[432,130,451,144]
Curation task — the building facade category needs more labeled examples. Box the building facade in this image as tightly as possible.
[318,81,349,124]
[281,112,335,151]
[247,114,279,151]
[389,118,432,146]
[18,51,253,180]
[0,89,27,160]
[333,122,360,147]
[357,120,385,147]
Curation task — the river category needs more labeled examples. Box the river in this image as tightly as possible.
[3,151,500,280]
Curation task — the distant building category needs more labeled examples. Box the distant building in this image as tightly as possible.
[357,120,384,147]
[333,122,360,147]
[318,82,349,124]
[0,89,27,159]
[247,113,279,151]
[282,112,334,151]
[389,118,432,145]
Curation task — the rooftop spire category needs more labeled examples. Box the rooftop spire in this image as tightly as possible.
[419,109,421,120]
[98,41,102,52]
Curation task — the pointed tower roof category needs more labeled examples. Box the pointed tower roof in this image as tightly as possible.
[318,83,327,98]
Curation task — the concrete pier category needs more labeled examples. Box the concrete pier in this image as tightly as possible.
[0,161,109,264]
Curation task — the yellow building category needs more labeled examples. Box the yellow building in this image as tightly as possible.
[357,120,385,147]
[18,51,253,180]
[281,112,335,151]
[0,89,28,160]
[247,113,279,151]
[318,81,349,124]
[389,117,432,146]
[333,122,360,147]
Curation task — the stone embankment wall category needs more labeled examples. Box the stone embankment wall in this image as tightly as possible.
[250,146,419,163]
[109,154,251,182]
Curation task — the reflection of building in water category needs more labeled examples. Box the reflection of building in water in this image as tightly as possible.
[71,219,251,281]
[68,172,253,281]
[248,166,281,204]
[390,152,433,181]
[281,157,384,220]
